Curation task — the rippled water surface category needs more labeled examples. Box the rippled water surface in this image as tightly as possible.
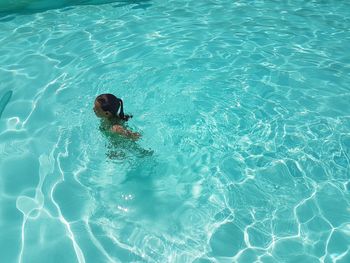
[1,0,350,262]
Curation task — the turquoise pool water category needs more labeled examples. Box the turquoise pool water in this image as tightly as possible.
[1,0,350,262]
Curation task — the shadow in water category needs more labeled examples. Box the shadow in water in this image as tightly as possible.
[0,90,13,119]
[0,0,152,16]
[97,131,181,223]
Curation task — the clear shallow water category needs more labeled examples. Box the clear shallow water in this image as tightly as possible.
[0,0,350,262]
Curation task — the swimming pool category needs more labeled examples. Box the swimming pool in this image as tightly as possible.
[1,0,350,262]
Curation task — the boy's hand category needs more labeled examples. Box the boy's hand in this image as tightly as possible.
[111,125,141,140]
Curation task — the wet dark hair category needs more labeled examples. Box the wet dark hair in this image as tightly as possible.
[95,93,132,121]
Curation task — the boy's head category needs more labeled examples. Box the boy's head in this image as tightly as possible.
[93,93,132,121]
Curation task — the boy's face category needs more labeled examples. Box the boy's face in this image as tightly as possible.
[93,100,111,118]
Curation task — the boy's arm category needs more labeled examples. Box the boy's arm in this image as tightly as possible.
[111,125,141,140]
